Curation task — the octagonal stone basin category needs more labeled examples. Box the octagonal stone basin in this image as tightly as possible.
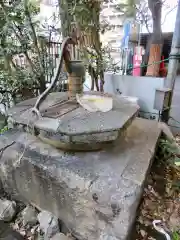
[7,91,139,150]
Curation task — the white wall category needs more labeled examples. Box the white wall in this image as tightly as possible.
[103,73,180,133]
[104,73,164,114]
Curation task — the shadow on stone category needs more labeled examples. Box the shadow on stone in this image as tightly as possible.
[0,221,24,240]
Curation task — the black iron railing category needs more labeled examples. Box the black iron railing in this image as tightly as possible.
[12,41,67,85]
[44,41,62,83]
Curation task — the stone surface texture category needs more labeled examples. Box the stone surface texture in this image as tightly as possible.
[37,210,59,238]
[0,199,16,222]
[50,232,74,240]
[0,118,162,240]
[7,92,139,145]
[21,205,38,226]
[0,227,24,240]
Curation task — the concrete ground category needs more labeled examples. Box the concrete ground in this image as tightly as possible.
[0,118,162,240]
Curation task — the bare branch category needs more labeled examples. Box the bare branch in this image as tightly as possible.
[161,4,177,25]
[135,5,151,33]
[24,0,44,74]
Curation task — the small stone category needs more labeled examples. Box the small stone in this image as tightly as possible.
[21,205,38,226]
[30,225,38,235]
[19,230,26,236]
[50,232,73,240]
[27,237,33,240]
[12,223,19,231]
[37,211,59,238]
[0,199,16,222]
[140,229,147,237]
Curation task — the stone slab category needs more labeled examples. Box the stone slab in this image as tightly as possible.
[7,92,68,126]
[7,92,139,137]
[37,93,139,135]
[0,118,162,240]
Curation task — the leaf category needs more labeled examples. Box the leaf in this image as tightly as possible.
[172,231,180,240]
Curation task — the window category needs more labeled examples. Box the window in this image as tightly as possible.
[109,39,116,44]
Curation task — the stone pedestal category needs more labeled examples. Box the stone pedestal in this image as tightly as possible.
[0,118,162,240]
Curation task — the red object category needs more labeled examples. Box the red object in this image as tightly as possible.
[160,56,165,70]
[159,56,167,77]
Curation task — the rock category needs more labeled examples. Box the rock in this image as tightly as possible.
[50,233,73,240]
[37,211,59,238]
[0,199,16,222]
[21,205,38,226]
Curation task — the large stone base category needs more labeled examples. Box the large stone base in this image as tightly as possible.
[0,118,162,240]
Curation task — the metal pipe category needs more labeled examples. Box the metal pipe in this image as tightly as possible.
[162,0,180,122]
[32,37,73,116]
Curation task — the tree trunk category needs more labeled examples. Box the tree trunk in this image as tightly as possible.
[39,74,46,93]
[146,0,163,77]
[58,0,103,91]
[58,0,73,38]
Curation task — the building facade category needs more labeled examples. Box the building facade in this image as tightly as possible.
[100,1,125,65]
[39,0,133,68]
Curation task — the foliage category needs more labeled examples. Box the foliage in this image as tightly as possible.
[159,138,180,166]
[135,135,180,239]
[58,0,118,91]
[158,137,180,194]
[0,125,8,135]
[172,231,180,240]
[0,0,53,104]
[116,0,139,20]
[115,0,151,33]
[72,0,105,91]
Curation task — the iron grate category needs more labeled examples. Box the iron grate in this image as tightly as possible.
[41,100,79,119]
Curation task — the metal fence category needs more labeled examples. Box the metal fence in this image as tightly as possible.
[44,41,62,83]
[13,41,65,84]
